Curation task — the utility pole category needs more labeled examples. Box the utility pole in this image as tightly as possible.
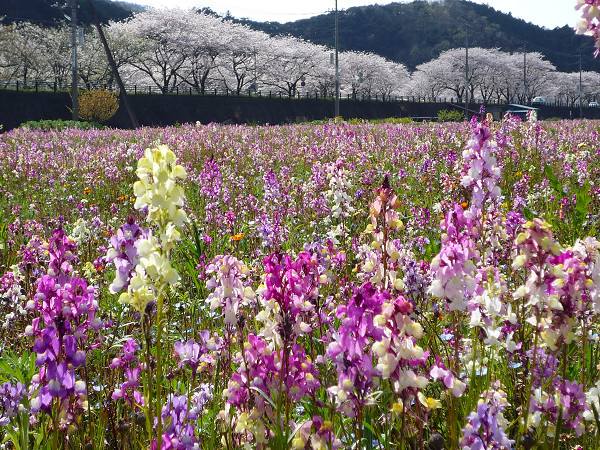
[523,42,527,103]
[579,54,583,119]
[87,0,139,128]
[69,0,78,120]
[464,29,469,120]
[334,0,340,119]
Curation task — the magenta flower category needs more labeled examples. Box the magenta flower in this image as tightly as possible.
[327,282,386,416]
[110,339,144,407]
[428,204,479,311]
[27,227,99,428]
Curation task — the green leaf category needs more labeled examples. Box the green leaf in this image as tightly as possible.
[522,207,536,221]
[249,386,277,409]
[544,164,563,196]
[576,180,592,215]
[4,429,22,450]
[423,235,441,259]
[362,421,383,449]
[551,402,563,450]
[0,360,21,383]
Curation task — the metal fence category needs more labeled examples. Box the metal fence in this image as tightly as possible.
[0,79,593,108]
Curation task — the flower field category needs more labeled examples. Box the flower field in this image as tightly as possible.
[1,116,600,449]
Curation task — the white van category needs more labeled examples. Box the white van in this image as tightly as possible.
[532,96,546,105]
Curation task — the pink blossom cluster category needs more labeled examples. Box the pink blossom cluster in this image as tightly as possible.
[429,204,479,311]
[575,0,600,56]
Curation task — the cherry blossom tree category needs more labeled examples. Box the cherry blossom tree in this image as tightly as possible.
[550,72,581,106]
[407,67,447,99]
[550,70,600,106]
[489,51,522,104]
[582,70,600,101]
[177,12,228,94]
[0,22,73,88]
[0,4,589,105]
[77,28,112,88]
[36,25,72,88]
[518,52,556,103]
[214,23,268,95]
[261,35,322,97]
[304,47,338,98]
[467,48,501,103]
[339,51,409,100]
[413,48,471,101]
[115,8,196,93]
[0,22,47,86]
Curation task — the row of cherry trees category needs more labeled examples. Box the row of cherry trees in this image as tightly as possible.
[0,8,597,104]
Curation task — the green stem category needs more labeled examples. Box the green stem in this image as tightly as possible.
[357,403,364,449]
[449,311,461,448]
[518,310,541,446]
[398,393,406,450]
[142,316,153,441]
[53,418,59,450]
[156,291,164,449]
[382,203,389,288]
[446,390,455,449]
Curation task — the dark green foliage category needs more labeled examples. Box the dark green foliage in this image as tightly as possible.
[437,109,464,122]
[0,0,133,26]
[544,164,595,241]
[19,119,104,131]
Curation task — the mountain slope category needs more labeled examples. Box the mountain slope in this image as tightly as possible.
[0,0,133,26]
[240,0,597,73]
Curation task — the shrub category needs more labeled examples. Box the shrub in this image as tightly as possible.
[78,87,119,123]
[18,119,103,131]
[371,117,413,124]
[437,108,464,122]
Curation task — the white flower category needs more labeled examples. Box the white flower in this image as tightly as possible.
[119,145,187,314]
[134,145,188,231]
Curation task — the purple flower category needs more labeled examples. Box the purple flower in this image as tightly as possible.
[174,339,202,372]
[0,382,25,426]
[105,218,149,294]
[111,339,144,407]
[460,382,513,449]
[327,282,386,416]
[152,395,200,449]
[28,227,99,428]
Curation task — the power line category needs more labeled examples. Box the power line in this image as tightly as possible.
[1,15,61,25]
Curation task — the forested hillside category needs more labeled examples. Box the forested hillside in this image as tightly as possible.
[242,0,598,72]
[0,0,132,26]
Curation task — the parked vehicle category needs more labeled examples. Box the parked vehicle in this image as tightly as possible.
[532,96,546,105]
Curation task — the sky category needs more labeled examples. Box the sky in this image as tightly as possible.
[133,0,581,30]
